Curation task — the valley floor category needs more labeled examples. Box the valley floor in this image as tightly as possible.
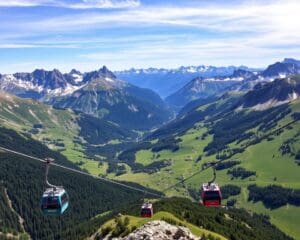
[111,101,300,239]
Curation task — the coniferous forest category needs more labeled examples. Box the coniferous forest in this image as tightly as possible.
[0,127,145,239]
[0,127,296,240]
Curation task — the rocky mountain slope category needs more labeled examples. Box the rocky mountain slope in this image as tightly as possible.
[236,76,300,110]
[283,58,300,66]
[165,69,252,111]
[118,220,198,240]
[90,198,293,240]
[0,68,82,99]
[166,60,300,111]
[0,66,172,130]
[50,67,172,130]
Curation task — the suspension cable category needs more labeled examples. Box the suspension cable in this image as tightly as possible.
[162,118,299,192]
[0,118,298,197]
[161,161,218,193]
[0,146,164,198]
[161,168,207,193]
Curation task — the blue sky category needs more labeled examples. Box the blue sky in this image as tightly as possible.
[0,0,299,73]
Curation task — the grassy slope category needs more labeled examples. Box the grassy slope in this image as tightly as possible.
[95,211,227,240]
[115,100,300,239]
[0,93,106,175]
[1,92,299,238]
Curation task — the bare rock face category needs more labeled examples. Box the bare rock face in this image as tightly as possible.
[121,220,199,240]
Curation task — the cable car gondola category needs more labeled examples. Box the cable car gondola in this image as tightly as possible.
[41,188,69,215]
[200,162,222,207]
[140,202,153,218]
[201,183,222,207]
[41,158,69,216]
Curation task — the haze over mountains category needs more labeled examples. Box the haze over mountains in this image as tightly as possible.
[115,65,259,97]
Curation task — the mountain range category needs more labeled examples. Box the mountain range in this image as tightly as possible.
[2,59,299,117]
[0,59,300,239]
[0,66,172,130]
[166,59,300,110]
[115,65,259,97]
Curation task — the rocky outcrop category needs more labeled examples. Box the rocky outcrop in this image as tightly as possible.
[121,220,198,240]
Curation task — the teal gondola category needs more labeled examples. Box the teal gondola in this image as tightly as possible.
[41,158,69,216]
[41,188,69,215]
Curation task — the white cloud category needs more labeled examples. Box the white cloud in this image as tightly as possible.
[15,0,298,52]
[0,0,300,71]
[65,0,140,9]
[0,43,78,48]
[79,36,300,69]
[0,0,52,7]
[15,0,298,38]
[0,0,140,8]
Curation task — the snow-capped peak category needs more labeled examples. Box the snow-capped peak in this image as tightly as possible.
[104,77,114,82]
[72,73,83,83]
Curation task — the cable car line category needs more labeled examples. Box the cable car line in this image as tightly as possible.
[1,118,298,196]
[162,118,299,193]
[41,158,69,215]
[207,163,216,186]
[162,167,207,193]
[0,145,215,198]
[200,163,222,207]
[0,117,298,213]
[0,146,164,198]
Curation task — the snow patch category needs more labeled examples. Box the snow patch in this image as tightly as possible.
[279,73,287,78]
[186,66,197,73]
[0,74,44,92]
[29,109,41,123]
[104,77,114,82]
[46,83,86,97]
[206,77,244,82]
[128,104,138,112]
[250,98,289,111]
[289,91,298,100]
[72,73,83,83]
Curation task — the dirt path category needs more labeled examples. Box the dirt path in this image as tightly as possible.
[4,188,26,233]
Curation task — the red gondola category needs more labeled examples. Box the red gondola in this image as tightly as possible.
[140,202,153,218]
[201,182,222,207]
[200,162,222,207]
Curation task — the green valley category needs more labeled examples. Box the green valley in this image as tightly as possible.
[114,91,300,239]
[1,1,300,239]
[0,72,300,239]
[0,92,133,176]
